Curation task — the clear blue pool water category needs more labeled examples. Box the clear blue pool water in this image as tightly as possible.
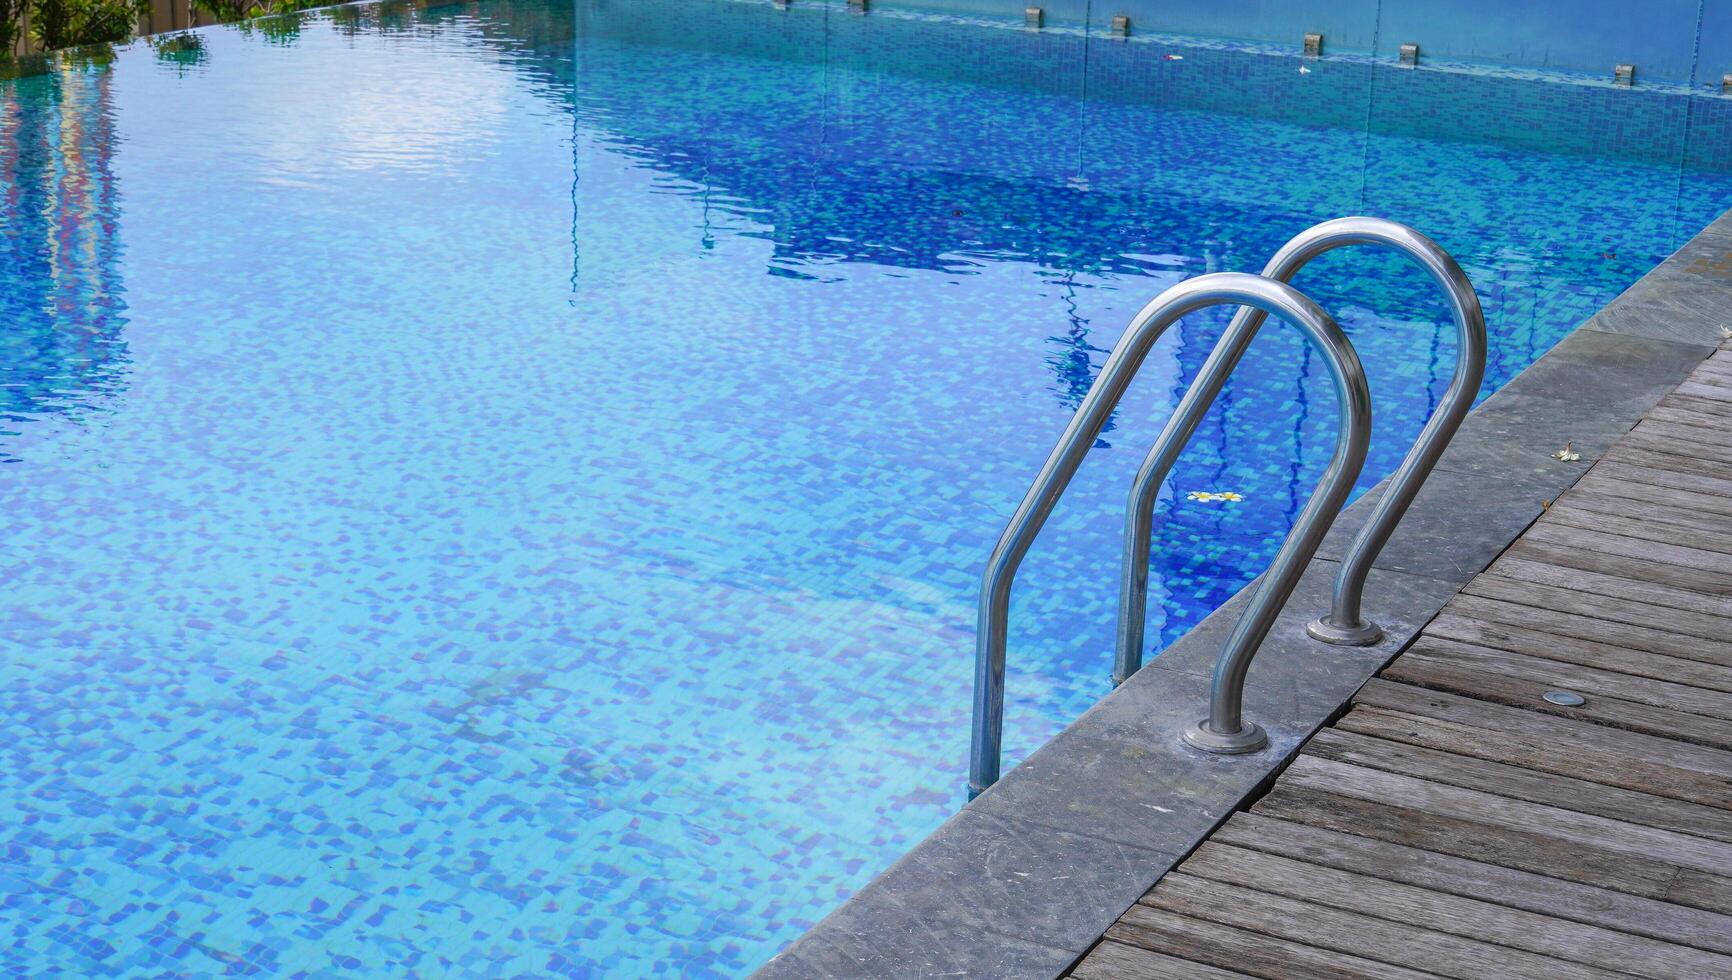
[3,0,1731,973]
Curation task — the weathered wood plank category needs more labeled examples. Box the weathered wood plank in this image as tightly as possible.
[1280,755,1732,877]
[1610,433,1732,469]
[1607,446,1732,491]
[1605,443,1732,489]
[1446,587,1732,661]
[1353,678,1732,785]
[1143,873,1626,980]
[1522,521,1732,579]
[1575,467,1732,518]
[1352,679,1732,772]
[1694,373,1732,396]
[1426,609,1732,684]
[1105,905,1434,980]
[1182,841,1732,978]
[1642,402,1732,435]
[1545,483,1732,538]
[1400,637,1732,721]
[1686,350,1732,373]
[1504,534,1732,597]
[1214,812,1732,954]
[1655,396,1732,425]
[1069,940,1254,980]
[1382,649,1732,749]
[1545,504,1732,557]
[1670,874,1732,916]
[1483,554,1732,618]
[1660,391,1732,421]
[1627,422,1732,466]
[1690,365,1732,392]
[1252,783,1705,904]
[1676,376,1732,399]
[1621,436,1732,474]
[1675,382,1732,406]
[1674,379,1732,403]
[1655,391,1732,419]
[1591,455,1732,500]
[1337,701,1732,807]
[1304,728,1732,842]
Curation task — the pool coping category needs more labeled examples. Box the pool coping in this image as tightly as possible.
[753,206,1732,978]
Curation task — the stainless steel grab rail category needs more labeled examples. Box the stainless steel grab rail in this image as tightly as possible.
[968,272,1371,796]
[1113,217,1485,688]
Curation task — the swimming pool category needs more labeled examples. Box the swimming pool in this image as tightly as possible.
[3,0,1730,974]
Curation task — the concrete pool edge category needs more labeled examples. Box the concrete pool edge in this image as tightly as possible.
[753,207,1732,979]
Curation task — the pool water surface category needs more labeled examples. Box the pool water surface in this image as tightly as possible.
[3,0,1731,974]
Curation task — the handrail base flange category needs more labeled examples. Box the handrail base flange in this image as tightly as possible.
[1306,614,1384,646]
[1181,719,1268,754]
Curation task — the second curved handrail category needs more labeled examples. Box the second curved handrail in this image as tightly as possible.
[1113,217,1485,692]
[969,272,1371,796]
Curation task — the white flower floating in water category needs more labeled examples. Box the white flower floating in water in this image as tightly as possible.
[1551,442,1581,462]
[1163,54,1184,61]
[1187,491,1246,503]
[1720,326,1732,340]
[1298,65,1312,74]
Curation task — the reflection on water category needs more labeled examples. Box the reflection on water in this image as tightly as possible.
[1043,270,1118,446]
[0,65,130,459]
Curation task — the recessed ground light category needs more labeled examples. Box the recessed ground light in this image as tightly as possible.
[1543,690,1587,707]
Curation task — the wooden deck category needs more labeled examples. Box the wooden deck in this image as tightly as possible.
[1067,341,1732,979]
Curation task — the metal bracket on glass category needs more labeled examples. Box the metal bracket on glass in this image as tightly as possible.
[968,273,1371,796]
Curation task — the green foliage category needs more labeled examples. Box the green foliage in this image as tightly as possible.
[190,0,315,25]
[328,1,410,37]
[28,0,148,51]
[0,0,28,53]
[148,28,204,70]
[0,0,330,60]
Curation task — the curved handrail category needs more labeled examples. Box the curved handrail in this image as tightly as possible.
[1113,217,1485,694]
[968,272,1371,796]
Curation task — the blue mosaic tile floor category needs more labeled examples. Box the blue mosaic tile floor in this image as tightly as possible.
[3,0,1731,974]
